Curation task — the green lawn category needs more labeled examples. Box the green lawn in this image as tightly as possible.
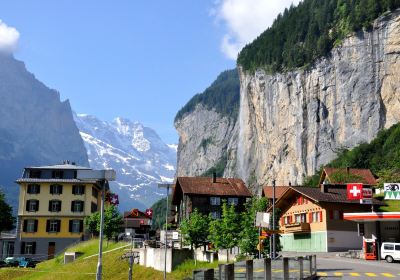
[375,195,400,212]
[0,239,219,280]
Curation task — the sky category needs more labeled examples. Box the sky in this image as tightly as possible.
[0,0,300,144]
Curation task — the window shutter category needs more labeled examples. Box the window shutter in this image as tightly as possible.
[329,210,334,219]
[49,201,52,211]
[27,185,31,194]
[34,220,38,232]
[59,185,63,194]
[50,185,54,194]
[319,212,323,222]
[309,213,313,223]
[280,217,284,226]
[69,220,72,232]
[339,211,344,220]
[80,201,84,212]
[79,220,83,232]
[37,185,40,194]
[71,201,75,212]
[23,220,27,232]
[26,201,30,211]
[57,220,61,232]
[35,200,39,211]
[72,185,76,195]
[46,220,50,232]
[20,242,25,254]
[32,242,36,254]
[81,186,85,195]
[58,201,62,212]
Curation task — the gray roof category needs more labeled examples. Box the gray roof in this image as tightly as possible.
[16,178,98,184]
[26,164,90,170]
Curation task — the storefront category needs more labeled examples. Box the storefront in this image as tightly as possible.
[343,212,400,260]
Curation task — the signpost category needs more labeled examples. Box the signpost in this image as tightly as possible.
[384,183,400,200]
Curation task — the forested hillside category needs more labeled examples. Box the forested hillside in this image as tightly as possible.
[175,69,239,122]
[304,123,400,187]
[238,0,400,72]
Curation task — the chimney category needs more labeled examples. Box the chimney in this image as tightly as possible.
[321,183,328,193]
[212,172,217,183]
[289,181,292,187]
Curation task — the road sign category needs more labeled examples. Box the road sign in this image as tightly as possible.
[263,229,283,234]
[255,212,270,227]
[384,183,400,200]
[347,184,363,200]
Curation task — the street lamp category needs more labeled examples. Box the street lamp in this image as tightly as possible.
[77,169,116,280]
[158,183,172,280]
[272,179,276,259]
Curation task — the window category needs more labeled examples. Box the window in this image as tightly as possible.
[46,220,61,233]
[228,197,239,206]
[69,220,83,233]
[295,213,307,223]
[384,244,394,250]
[20,242,36,255]
[312,212,321,223]
[91,202,97,213]
[23,220,38,233]
[284,216,292,224]
[210,197,220,206]
[72,185,85,195]
[48,200,62,212]
[29,170,41,178]
[333,210,340,220]
[27,184,40,194]
[395,245,400,251]
[210,211,221,219]
[92,187,98,198]
[50,184,63,195]
[26,200,39,212]
[71,201,84,212]
[52,170,64,179]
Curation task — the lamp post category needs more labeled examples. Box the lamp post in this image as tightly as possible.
[77,169,116,280]
[158,183,172,280]
[272,179,276,259]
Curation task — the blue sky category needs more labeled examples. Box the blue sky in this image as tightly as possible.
[0,0,299,144]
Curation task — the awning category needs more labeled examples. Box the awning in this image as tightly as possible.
[344,212,400,222]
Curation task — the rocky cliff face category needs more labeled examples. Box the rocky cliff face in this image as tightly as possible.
[176,10,400,189]
[0,54,88,208]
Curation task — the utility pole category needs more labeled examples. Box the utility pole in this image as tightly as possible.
[272,179,276,259]
[158,183,172,280]
[96,180,106,280]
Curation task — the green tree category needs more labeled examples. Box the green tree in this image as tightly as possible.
[238,197,268,257]
[0,190,15,232]
[208,201,240,261]
[84,205,123,245]
[179,209,210,265]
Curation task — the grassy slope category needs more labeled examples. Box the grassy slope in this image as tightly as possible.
[0,239,217,280]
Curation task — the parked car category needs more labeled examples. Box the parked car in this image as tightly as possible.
[4,257,19,267]
[17,257,36,268]
[0,260,7,268]
[381,242,400,263]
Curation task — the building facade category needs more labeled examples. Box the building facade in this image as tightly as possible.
[171,175,252,224]
[16,162,102,260]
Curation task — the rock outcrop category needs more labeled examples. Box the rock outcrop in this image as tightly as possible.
[176,10,400,189]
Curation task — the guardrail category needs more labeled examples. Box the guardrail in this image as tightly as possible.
[192,255,317,280]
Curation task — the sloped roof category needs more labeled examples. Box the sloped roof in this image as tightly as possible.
[322,167,377,185]
[262,186,290,199]
[15,178,97,184]
[172,176,251,204]
[27,164,90,170]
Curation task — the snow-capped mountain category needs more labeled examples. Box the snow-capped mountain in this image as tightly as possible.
[74,113,177,211]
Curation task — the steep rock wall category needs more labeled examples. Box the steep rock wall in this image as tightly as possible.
[237,11,400,186]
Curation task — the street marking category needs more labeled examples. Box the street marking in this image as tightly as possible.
[381,273,395,278]
[272,269,283,272]
[235,268,245,272]
[334,272,343,276]
[365,273,377,277]
[254,269,264,273]
[350,272,360,276]
[317,272,328,276]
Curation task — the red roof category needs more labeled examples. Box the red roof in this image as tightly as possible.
[323,167,377,185]
[262,186,290,199]
[172,176,251,205]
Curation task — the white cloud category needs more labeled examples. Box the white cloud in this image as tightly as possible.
[213,0,301,59]
[0,20,20,53]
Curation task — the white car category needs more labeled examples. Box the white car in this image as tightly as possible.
[381,242,400,263]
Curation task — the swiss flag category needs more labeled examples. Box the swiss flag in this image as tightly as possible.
[145,208,153,218]
[347,183,363,200]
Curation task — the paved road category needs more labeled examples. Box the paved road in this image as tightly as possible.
[317,256,400,279]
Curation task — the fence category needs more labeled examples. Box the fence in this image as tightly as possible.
[192,255,317,280]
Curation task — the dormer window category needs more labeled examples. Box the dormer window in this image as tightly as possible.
[52,170,64,179]
[29,170,41,178]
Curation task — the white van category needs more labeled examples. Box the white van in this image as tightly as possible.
[381,242,400,263]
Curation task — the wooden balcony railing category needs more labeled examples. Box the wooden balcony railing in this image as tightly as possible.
[284,222,311,233]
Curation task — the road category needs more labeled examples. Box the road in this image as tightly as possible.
[316,256,400,279]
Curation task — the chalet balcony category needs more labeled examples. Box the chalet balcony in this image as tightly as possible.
[284,222,311,233]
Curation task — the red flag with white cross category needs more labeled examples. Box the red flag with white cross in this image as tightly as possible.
[347,183,363,200]
[145,208,153,218]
